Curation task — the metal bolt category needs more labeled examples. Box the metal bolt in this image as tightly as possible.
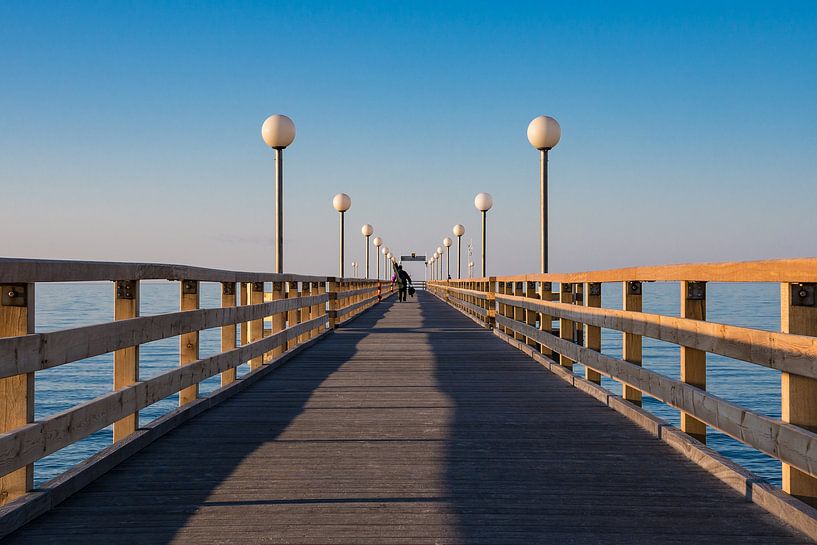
[8,291,15,298]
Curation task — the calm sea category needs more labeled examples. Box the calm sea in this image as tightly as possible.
[32,281,782,485]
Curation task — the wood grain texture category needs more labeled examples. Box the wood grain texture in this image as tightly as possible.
[4,292,811,544]
[113,281,139,442]
[0,284,34,505]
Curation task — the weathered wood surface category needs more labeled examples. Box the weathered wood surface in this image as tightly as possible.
[5,293,812,544]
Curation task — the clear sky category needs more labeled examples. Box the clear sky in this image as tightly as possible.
[2,1,815,277]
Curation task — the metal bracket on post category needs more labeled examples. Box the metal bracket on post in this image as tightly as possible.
[252,282,264,293]
[627,281,642,296]
[588,282,602,296]
[115,280,136,300]
[792,283,817,307]
[686,281,707,301]
[182,280,198,295]
[1,284,28,307]
[561,283,572,293]
[222,282,236,296]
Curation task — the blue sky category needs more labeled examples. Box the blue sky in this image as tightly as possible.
[2,1,815,276]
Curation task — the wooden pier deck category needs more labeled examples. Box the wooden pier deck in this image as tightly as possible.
[4,292,812,544]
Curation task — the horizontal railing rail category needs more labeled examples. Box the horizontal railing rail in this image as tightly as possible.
[0,258,394,508]
[429,256,817,507]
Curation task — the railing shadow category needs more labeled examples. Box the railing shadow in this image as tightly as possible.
[5,300,396,545]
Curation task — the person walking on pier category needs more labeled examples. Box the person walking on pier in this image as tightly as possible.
[392,264,413,302]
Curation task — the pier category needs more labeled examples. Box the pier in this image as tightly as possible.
[1,257,817,543]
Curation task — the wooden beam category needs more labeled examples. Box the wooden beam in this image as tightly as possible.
[179,280,199,405]
[584,282,602,385]
[559,283,574,369]
[622,281,642,406]
[286,281,299,350]
[248,282,264,370]
[492,293,817,379]
[782,282,817,506]
[0,282,34,505]
[681,281,707,443]
[113,280,139,442]
[220,282,237,386]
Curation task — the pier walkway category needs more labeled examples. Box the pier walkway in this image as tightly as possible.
[5,292,809,544]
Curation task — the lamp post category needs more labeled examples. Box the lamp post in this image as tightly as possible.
[436,247,443,280]
[468,260,474,278]
[474,192,493,277]
[361,224,373,278]
[527,115,561,273]
[431,255,436,280]
[261,114,296,273]
[453,224,465,279]
[333,193,352,277]
[382,247,389,280]
[443,238,452,280]
[372,237,382,279]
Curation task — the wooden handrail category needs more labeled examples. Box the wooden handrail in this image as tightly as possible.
[428,256,817,506]
[0,258,392,506]
[441,257,817,284]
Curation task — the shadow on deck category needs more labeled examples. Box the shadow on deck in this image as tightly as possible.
[5,293,812,544]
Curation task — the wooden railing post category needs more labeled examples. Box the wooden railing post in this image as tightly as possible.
[271,281,285,357]
[248,282,264,369]
[179,280,199,406]
[622,281,643,406]
[113,280,139,441]
[286,281,299,350]
[539,281,553,357]
[300,282,311,343]
[486,277,496,328]
[220,282,237,386]
[240,282,249,364]
[782,282,817,505]
[0,282,34,505]
[559,283,575,369]
[584,282,602,384]
[525,281,540,351]
[328,278,338,329]
[681,281,707,443]
[513,281,525,341]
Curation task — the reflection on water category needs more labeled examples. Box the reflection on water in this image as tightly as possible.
[33,281,783,485]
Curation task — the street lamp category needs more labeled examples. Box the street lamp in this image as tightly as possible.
[373,237,382,279]
[333,193,352,277]
[474,192,493,277]
[468,260,474,278]
[361,224,373,278]
[527,115,561,273]
[261,114,296,273]
[453,224,465,279]
[382,246,389,279]
[436,246,443,280]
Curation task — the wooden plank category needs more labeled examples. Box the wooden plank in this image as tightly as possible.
[492,294,817,379]
[113,280,139,442]
[0,258,328,284]
[622,281,643,406]
[179,280,199,406]
[0,283,34,505]
[220,282,237,386]
[782,282,817,506]
[491,257,817,284]
[681,281,707,443]
[584,283,602,385]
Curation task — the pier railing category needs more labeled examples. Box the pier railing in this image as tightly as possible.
[0,258,394,506]
[429,258,817,505]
